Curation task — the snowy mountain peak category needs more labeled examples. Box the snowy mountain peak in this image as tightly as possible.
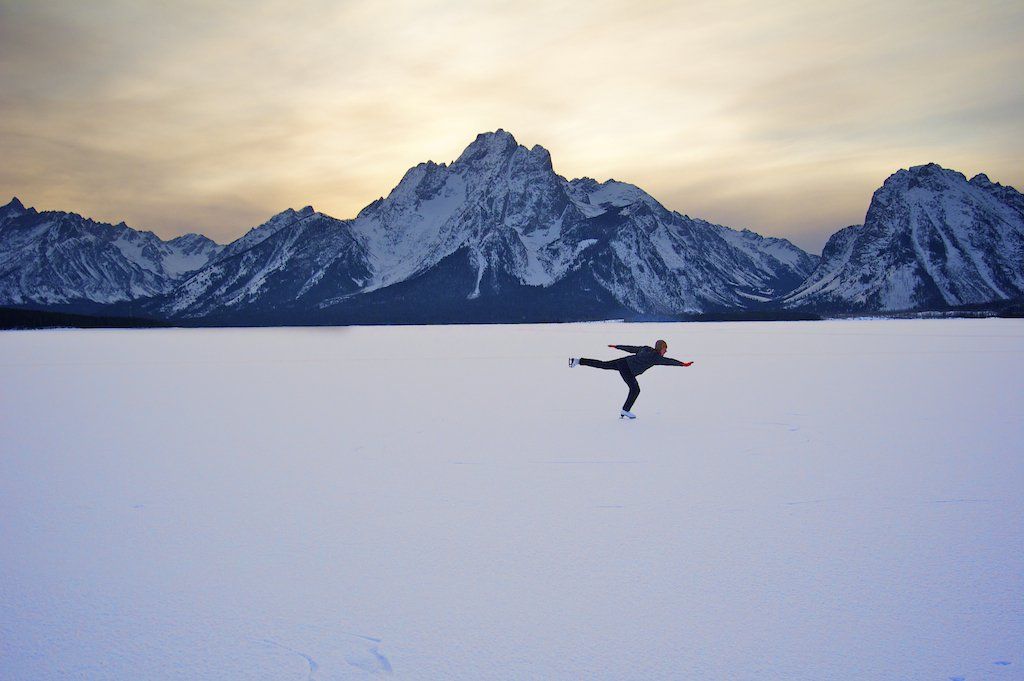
[528,144,554,171]
[267,205,317,225]
[169,233,220,248]
[356,197,386,218]
[263,206,315,221]
[881,163,968,194]
[0,200,225,307]
[1,196,28,221]
[967,173,1021,204]
[388,161,446,201]
[454,129,521,166]
[141,128,820,321]
[785,165,1024,312]
[209,205,318,264]
[567,177,668,219]
[967,172,1024,215]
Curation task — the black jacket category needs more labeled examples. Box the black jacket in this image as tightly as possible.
[613,345,685,375]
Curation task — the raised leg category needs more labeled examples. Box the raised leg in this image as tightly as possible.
[579,358,618,370]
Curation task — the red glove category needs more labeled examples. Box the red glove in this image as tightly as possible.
[681,361,694,367]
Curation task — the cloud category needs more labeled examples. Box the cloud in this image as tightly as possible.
[1,0,1022,253]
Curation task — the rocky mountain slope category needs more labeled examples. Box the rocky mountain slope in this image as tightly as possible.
[0,198,221,309]
[783,164,1024,312]
[154,130,817,323]
[9,134,1017,324]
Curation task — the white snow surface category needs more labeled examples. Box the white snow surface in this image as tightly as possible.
[1,320,1022,680]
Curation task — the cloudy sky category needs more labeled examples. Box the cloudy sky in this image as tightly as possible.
[1,0,1021,252]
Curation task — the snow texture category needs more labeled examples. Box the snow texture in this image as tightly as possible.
[1,320,1021,680]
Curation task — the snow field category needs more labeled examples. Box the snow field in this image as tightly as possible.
[1,320,1022,680]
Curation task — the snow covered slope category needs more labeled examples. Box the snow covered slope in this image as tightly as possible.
[159,207,369,318]
[155,130,817,322]
[783,164,1024,312]
[0,198,222,309]
[1,320,1021,679]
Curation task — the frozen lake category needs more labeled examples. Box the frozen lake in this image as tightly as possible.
[1,319,1022,680]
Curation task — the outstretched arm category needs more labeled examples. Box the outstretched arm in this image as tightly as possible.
[656,355,694,367]
[608,344,643,353]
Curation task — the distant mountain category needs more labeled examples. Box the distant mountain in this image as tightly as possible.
[157,206,369,319]
[153,129,817,323]
[783,163,1024,312]
[0,198,222,309]
[8,133,1018,326]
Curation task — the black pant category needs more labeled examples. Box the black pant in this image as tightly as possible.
[580,357,640,411]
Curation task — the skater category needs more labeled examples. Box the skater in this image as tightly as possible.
[569,340,693,419]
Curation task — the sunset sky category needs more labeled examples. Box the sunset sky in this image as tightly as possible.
[1,0,1021,253]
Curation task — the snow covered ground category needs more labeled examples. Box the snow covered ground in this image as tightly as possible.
[1,319,1022,680]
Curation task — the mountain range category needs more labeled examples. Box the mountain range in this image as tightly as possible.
[2,130,1021,325]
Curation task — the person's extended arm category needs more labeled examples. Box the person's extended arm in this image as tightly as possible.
[656,355,694,367]
[608,344,643,353]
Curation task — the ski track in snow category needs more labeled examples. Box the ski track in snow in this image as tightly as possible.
[257,640,319,680]
[345,646,393,675]
[257,635,391,678]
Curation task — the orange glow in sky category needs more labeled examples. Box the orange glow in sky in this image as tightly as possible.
[1,0,1022,252]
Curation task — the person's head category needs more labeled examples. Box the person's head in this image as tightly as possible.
[655,339,668,356]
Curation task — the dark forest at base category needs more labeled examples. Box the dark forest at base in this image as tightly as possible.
[3,299,1021,330]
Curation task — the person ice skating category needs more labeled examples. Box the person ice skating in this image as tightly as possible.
[569,340,693,419]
